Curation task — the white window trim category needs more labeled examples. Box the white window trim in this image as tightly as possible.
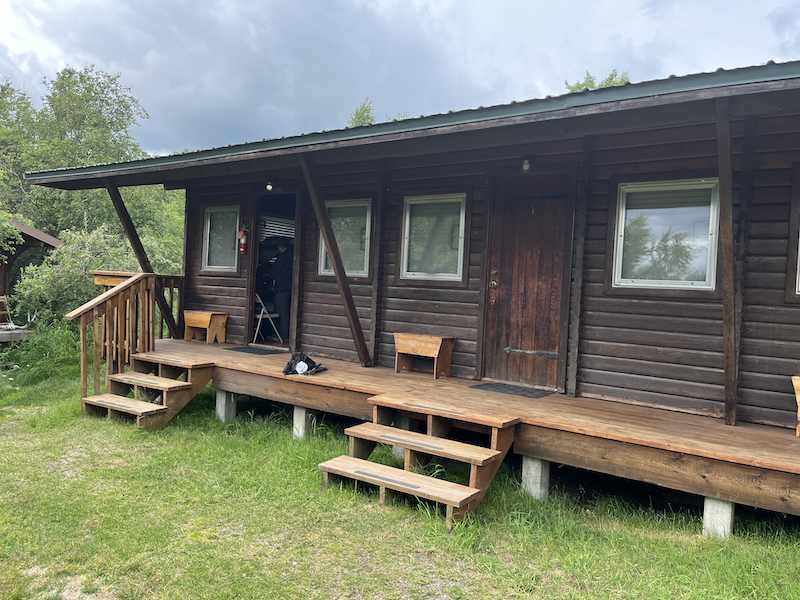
[612,179,720,290]
[318,199,372,277]
[796,226,800,295]
[401,193,466,281]
[201,206,240,272]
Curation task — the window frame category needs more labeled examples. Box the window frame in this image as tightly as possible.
[610,178,721,292]
[201,205,240,273]
[784,163,800,303]
[317,198,372,278]
[399,193,468,283]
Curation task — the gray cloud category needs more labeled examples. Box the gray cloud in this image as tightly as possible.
[768,2,800,56]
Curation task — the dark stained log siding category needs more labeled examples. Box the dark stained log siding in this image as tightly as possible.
[737,114,800,427]
[299,193,375,362]
[575,113,800,426]
[183,191,253,344]
[576,122,728,416]
[376,189,485,379]
[297,138,583,375]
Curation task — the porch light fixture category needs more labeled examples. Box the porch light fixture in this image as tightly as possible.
[265,181,274,191]
[521,155,536,172]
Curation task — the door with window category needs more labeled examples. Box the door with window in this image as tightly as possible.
[484,174,572,389]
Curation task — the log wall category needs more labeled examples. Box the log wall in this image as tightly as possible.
[577,121,727,416]
[176,97,800,427]
[737,114,800,427]
[576,114,800,427]
[183,190,253,345]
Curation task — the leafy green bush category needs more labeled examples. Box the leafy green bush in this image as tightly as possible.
[11,227,137,325]
[11,221,182,325]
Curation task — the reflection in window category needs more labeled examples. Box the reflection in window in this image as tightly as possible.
[613,180,719,289]
[401,194,466,280]
[319,200,371,276]
[203,206,239,271]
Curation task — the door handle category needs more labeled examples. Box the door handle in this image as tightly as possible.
[488,281,498,289]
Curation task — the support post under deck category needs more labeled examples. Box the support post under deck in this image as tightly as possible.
[216,389,237,423]
[703,497,735,540]
[522,456,550,500]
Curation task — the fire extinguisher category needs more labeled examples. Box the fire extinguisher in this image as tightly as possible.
[238,229,248,255]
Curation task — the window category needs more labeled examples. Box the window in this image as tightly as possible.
[318,200,371,277]
[787,163,800,301]
[401,194,466,280]
[612,179,719,290]
[202,206,239,271]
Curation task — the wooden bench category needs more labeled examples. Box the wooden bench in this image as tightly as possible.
[393,333,456,379]
[184,310,228,344]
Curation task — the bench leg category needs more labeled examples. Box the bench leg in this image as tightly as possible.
[207,321,224,343]
[395,352,413,374]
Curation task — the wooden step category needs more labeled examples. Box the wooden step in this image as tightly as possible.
[83,394,168,416]
[319,455,481,508]
[345,422,501,466]
[369,392,519,429]
[131,353,214,369]
[108,372,192,391]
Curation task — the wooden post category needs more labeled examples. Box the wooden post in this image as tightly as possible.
[289,193,304,354]
[117,291,124,372]
[104,182,179,339]
[79,313,88,399]
[300,153,372,367]
[566,136,594,396]
[106,302,114,378]
[716,99,737,425]
[92,307,100,395]
[734,117,757,369]
[369,163,387,363]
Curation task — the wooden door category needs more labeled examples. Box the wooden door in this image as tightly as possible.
[484,174,570,389]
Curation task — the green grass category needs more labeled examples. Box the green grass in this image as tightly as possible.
[1,371,800,599]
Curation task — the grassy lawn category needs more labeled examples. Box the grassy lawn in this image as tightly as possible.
[1,369,799,599]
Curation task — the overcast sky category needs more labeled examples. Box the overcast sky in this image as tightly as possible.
[2,0,800,156]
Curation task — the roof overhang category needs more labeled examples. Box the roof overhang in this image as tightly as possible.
[11,219,62,248]
[24,60,800,191]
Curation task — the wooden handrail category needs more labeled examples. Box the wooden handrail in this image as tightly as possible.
[71,271,185,399]
[65,273,149,320]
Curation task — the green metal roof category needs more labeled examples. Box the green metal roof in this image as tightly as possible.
[24,60,800,189]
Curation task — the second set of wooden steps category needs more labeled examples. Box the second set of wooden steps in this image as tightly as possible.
[82,352,213,430]
[319,391,519,528]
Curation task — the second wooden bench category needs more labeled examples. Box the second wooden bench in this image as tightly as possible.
[394,332,456,379]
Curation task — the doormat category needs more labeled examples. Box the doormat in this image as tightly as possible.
[224,346,287,356]
[469,382,554,398]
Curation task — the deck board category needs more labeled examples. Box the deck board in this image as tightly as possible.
[142,339,800,475]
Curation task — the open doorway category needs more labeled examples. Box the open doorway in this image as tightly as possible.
[253,193,296,347]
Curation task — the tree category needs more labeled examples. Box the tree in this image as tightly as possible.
[0,202,22,263]
[0,65,152,235]
[347,97,377,128]
[565,69,630,93]
[621,213,694,281]
[0,65,185,324]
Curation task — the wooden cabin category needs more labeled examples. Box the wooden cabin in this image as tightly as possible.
[26,61,800,536]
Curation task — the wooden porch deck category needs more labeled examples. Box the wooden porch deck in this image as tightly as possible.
[140,339,800,517]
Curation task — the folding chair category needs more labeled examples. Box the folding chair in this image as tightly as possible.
[253,293,283,343]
